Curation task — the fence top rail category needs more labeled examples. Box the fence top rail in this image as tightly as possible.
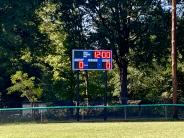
[0,104,184,111]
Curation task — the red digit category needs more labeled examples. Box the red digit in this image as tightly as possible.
[79,61,84,69]
[106,62,111,70]
[102,52,106,58]
[94,51,101,58]
[106,51,111,58]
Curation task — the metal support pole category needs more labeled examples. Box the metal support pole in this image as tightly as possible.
[76,71,80,121]
[171,0,178,119]
[85,71,89,106]
[124,106,127,120]
[164,106,168,120]
[104,71,108,121]
[41,109,43,123]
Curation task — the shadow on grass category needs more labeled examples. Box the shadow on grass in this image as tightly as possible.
[1,118,184,125]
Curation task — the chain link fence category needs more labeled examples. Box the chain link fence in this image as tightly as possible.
[0,104,184,123]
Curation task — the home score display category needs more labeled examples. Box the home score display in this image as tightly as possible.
[72,50,112,70]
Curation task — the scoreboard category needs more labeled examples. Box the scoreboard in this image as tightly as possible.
[72,50,112,71]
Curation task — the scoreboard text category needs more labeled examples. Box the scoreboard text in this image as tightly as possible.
[72,50,112,70]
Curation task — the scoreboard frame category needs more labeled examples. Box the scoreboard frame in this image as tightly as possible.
[72,49,112,71]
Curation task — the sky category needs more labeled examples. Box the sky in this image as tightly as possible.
[161,0,184,17]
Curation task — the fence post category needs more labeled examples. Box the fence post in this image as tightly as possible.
[164,105,168,120]
[40,109,43,122]
[124,106,127,120]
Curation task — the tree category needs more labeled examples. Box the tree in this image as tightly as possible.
[0,0,184,106]
[83,0,169,104]
[0,0,48,105]
[0,0,69,103]
[7,71,43,106]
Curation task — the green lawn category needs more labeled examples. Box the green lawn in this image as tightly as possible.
[0,122,184,138]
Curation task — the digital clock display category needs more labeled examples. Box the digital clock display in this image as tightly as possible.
[72,50,112,70]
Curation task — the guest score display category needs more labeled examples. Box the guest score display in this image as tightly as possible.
[72,50,112,70]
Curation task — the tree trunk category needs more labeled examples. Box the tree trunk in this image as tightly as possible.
[31,102,35,120]
[119,60,128,104]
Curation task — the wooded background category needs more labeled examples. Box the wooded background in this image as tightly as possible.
[0,0,184,107]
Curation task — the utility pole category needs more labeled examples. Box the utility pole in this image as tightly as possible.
[171,0,178,118]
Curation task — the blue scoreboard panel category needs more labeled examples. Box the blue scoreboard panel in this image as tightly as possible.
[72,50,112,71]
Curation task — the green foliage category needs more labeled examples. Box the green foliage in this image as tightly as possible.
[0,0,184,105]
[35,1,68,80]
[7,71,43,103]
[128,63,172,103]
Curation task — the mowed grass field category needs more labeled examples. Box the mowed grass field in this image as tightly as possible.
[0,122,184,138]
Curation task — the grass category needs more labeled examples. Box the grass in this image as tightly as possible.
[0,122,184,138]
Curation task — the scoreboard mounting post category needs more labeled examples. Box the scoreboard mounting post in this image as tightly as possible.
[76,71,80,121]
[72,50,112,121]
[104,70,108,121]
